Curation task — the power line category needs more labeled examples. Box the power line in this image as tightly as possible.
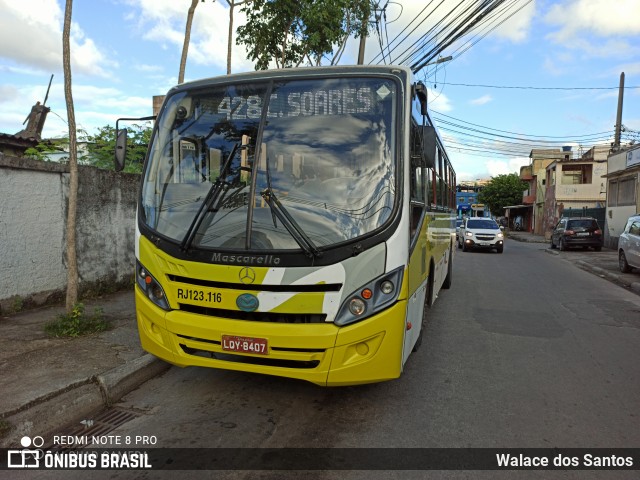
[434,82,640,90]
[431,110,615,140]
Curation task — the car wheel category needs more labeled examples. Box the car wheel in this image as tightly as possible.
[462,242,468,252]
[559,239,567,251]
[496,245,503,254]
[550,237,556,249]
[619,250,632,273]
[594,246,602,252]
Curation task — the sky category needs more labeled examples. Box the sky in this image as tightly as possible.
[0,0,639,181]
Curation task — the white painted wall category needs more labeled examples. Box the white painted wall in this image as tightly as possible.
[0,155,139,311]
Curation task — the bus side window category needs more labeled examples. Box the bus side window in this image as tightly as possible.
[409,120,425,239]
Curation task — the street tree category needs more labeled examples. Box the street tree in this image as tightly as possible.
[223,0,251,74]
[236,0,371,69]
[478,173,528,217]
[62,0,79,313]
[178,0,200,84]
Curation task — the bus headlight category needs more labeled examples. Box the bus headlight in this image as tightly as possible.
[136,260,169,310]
[349,298,366,316]
[334,267,403,326]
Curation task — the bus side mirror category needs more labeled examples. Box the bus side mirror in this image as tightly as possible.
[414,81,428,116]
[115,128,128,172]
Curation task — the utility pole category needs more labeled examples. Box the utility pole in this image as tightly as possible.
[613,72,625,151]
[357,35,366,65]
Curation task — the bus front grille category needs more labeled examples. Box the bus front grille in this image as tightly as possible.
[179,304,327,323]
[177,337,323,369]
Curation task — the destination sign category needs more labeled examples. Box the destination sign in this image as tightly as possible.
[215,85,392,121]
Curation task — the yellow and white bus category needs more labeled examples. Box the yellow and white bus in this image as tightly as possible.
[116,65,456,386]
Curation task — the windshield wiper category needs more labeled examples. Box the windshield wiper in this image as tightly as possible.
[180,142,240,252]
[261,186,321,259]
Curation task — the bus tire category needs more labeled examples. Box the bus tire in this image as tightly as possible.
[426,263,436,307]
[442,249,453,289]
[414,282,430,352]
[412,322,424,352]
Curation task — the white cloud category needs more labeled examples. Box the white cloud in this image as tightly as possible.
[358,0,535,68]
[470,95,493,106]
[545,0,640,48]
[0,0,116,77]
[427,87,453,113]
[0,85,20,103]
[486,157,530,177]
[491,0,536,43]
[126,0,255,76]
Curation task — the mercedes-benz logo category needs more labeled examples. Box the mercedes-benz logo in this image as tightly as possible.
[239,267,256,284]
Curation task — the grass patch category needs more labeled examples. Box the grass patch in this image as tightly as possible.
[44,303,111,338]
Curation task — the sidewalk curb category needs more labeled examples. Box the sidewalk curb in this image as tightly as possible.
[1,354,170,448]
[97,354,171,407]
[575,260,640,293]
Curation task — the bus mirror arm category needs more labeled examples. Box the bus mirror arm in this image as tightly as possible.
[414,82,428,116]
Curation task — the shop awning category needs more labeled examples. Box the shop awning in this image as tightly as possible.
[503,205,532,209]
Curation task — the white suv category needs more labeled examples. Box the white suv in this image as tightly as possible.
[458,217,504,253]
[618,213,640,273]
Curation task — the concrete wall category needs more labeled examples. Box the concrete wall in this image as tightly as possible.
[0,155,139,312]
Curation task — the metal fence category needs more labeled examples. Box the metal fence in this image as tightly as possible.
[561,207,606,228]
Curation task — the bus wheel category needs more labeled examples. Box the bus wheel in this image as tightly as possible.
[426,265,436,307]
[442,249,453,289]
[412,322,424,352]
[414,285,430,352]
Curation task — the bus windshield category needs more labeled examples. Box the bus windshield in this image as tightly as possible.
[141,77,398,252]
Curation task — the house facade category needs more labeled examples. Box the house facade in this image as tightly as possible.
[541,146,608,237]
[604,145,640,248]
[515,149,565,234]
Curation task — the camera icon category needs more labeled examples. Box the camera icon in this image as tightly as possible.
[7,436,45,468]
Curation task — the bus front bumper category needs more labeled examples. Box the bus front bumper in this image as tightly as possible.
[135,286,406,387]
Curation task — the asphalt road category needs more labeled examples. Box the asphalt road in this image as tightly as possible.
[15,240,640,480]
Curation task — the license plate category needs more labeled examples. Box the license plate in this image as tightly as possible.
[576,232,589,237]
[221,335,268,355]
[479,242,490,246]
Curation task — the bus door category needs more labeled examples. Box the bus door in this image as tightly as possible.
[403,118,429,363]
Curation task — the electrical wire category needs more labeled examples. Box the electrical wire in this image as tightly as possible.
[426,81,640,90]
[431,110,615,140]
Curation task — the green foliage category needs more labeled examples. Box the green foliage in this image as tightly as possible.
[237,0,371,69]
[25,123,152,174]
[478,173,528,217]
[44,303,111,338]
[11,296,24,313]
[24,138,69,161]
[81,123,152,174]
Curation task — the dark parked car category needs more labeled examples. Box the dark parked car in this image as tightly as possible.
[550,217,603,251]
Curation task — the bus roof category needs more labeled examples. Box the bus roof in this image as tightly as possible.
[169,65,413,93]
